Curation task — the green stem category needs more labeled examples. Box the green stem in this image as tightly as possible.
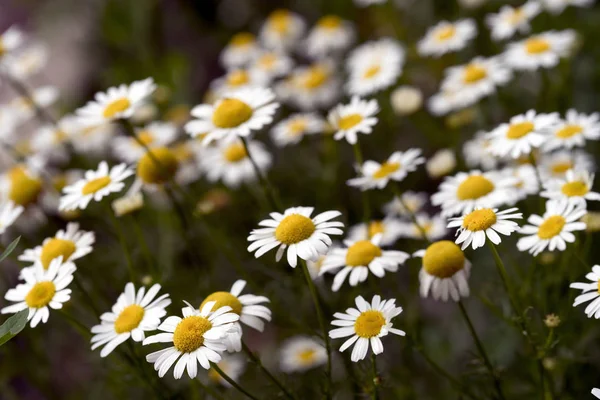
[195,378,226,400]
[130,215,159,278]
[371,353,380,400]
[487,242,521,314]
[240,136,282,211]
[107,204,136,283]
[211,363,259,400]
[72,274,101,318]
[0,69,58,126]
[242,341,296,400]
[352,141,371,224]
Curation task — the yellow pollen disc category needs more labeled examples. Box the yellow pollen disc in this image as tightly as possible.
[172,143,193,162]
[551,162,572,175]
[288,119,307,136]
[82,176,111,195]
[230,32,255,47]
[297,349,317,364]
[8,166,42,206]
[269,9,291,33]
[317,15,342,29]
[363,65,381,79]
[354,310,385,338]
[537,215,566,239]
[368,221,385,238]
[338,113,363,130]
[462,208,497,231]
[436,25,456,41]
[422,240,465,278]
[301,65,328,89]
[463,64,487,84]
[508,8,525,24]
[258,53,277,69]
[373,162,401,179]
[40,238,76,270]
[506,121,534,139]
[275,214,316,245]
[556,124,583,139]
[212,98,253,128]
[103,97,131,118]
[525,38,550,54]
[345,240,382,267]
[25,281,56,308]
[114,304,145,333]
[137,131,155,145]
[597,280,600,294]
[53,130,67,144]
[561,180,588,197]
[172,316,212,353]
[223,142,247,163]
[456,175,495,200]
[200,292,243,315]
[227,70,250,87]
[137,147,180,185]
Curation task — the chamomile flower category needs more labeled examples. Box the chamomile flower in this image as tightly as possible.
[382,192,427,217]
[486,2,542,41]
[208,355,246,387]
[426,149,457,179]
[329,295,405,362]
[0,26,25,59]
[270,113,326,147]
[538,149,594,179]
[59,161,134,211]
[413,241,471,302]
[211,68,266,95]
[487,110,559,159]
[305,15,355,59]
[112,122,178,163]
[276,61,341,110]
[9,86,59,123]
[402,213,448,241]
[280,336,327,373]
[1,257,74,328]
[247,207,344,268]
[91,283,171,357]
[417,19,477,57]
[448,207,522,250]
[540,169,600,203]
[135,147,180,186]
[431,170,517,217]
[185,87,279,145]
[593,388,600,399]
[347,218,404,246]
[320,234,409,291]
[517,198,586,256]
[505,164,539,201]
[220,32,259,69]
[328,97,379,145]
[0,164,43,207]
[463,131,500,170]
[503,30,577,71]
[248,50,294,83]
[143,302,240,379]
[3,42,48,80]
[76,78,156,126]
[543,0,595,14]
[543,110,600,151]
[570,265,600,318]
[427,89,463,116]
[0,200,24,235]
[199,139,271,189]
[347,149,425,190]
[390,86,423,116]
[259,9,306,51]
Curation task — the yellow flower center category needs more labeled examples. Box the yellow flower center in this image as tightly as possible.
[297,349,317,364]
[269,9,291,34]
[506,121,534,139]
[172,143,193,162]
[363,65,381,79]
[456,175,495,200]
[462,208,497,231]
[537,215,566,239]
[463,64,488,84]
[230,32,255,47]
[525,38,551,54]
[258,53,277,69]
[114,304,145,333]
[25,281,56,308]
[301,65,328,89]
[354,310,385,338]
[172,316,213,353]
[436,25,456,41]
[368,221,385,238]
[82,176,112,195]
[337,114,363,130]
[508,8,525,24]
[137,130,155,145]
[561,180,588,197]
[227,70,250,87]
[8,166,42,206]
[212,98,253,128]
[345,240,382,267]
[317,15,342,29]
[551,161,572,176]
[373,162,401,179]
[40,238,76,270]
[556,124,583,139]
[137,147,179,185]
[422,240,465,278]
[103,98,131,118]
[288,119,307,136]
[275,214,316,245]
[223,142,247,163]
[200,292,243,315]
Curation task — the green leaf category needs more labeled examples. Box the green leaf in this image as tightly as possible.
[0,309,29,347]
[0,236,20,263]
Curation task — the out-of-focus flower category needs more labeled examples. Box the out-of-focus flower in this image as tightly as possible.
[570,264,600,318]
[210,68,267,95]
[195,189,231,216]
[347,218,403,246]
[463,131,499,171]
[543,110,600,152]
[248,50,293,83]
[136,147,180,186]
[208,355,246,386]
[220,32,259,69]
[541,169,600,204]
[0,200,23,235]
[112,121,178,163]
[448,207,522,250]
[486,2,541,41]
[280,336,327,373]
[504,164,539,202]
[276,61,341,110]
[347,149,425,190]
[9,86,59,123]
[390,86,422,116]
[417,19,477,57]
[0,26,25,59]
[542,0,595,14]
[271,113,326,147]
[582,211,600,232]
[112,192,144,217]
[402,213,448,241]
[0,164,43,208]
[426,149,456,179]
[259,9,306,51]
[503,30,577,71]
[538,149,595,180]
[304,15,355,59]
[382,192,427,217]
[328,96,379,145]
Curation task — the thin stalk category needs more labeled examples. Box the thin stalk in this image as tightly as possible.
[352,141,370,223]
[107,204,136,282]
[371,353,380,400]
[211,363,260,400]
[240,137,282,211]
[528,153,545,212]
[241,341,296,400]
[194,378,226,400]
[164,185,204,266]
[130,215,159,278]
[72,274,101,318]
[58,309,91,337]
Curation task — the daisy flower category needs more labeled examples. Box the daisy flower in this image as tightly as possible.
[91,283,171,357]
[143,302,240,379]
[504,164,539,201]
[417,19,477,57]
[448,207,522,250]
[328,97,379,145]
[543,0,595,14]
[347,218,403,246]
[30,123,71,162]
[540,169,600,203]
[427,89,463,116]
[0,200,24,235]
[134,146,181,186]
[320,234,409,291]
[76,78,156,126]
[390,86,423,116]
[347,149,425,190]
[112,121,178,163]
[280,336,327,373]
[199,139,271,189]
[382,191,427,217]
[304,15,355,59]
[270,113,326,147]
[503,30,577,71]
[247,207,344,268]
[259,9,306,51]
[1,257,74,328]
[431,170,517,217]
[487,110,559,159]
[329,295,405,362]
[185,87,279,145]
[59,161,134,211]
[402,213,448,241]
[0,26,25,59]
[426,148,457,179]
[9,86,59,123]
[208,354,246,387]
[463,131,499,171]
[219,32,259,69]
[593,388,600,399]
[0,164,43,207]
[538,149,594,179]
[543,109,600,151]
[248,50,294,83]
[517,198,586,256]
[210,68,267,95]
[486,2,542,41]
[413,240,471,302]
[3,42,48,80]
[570,265,600,318]
[276,61,341,111]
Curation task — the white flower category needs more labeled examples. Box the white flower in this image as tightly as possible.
[9,86,59,123]
[219,32,259,69]
[413,241,471,302]
[390,86,423,116]
[426,149,456,179]
[328,97,379,145]
[543,0,595,14]
[91,283,171,357]
[247,207,344,268]
[538,149,595,180]
[486,2,541,41]
[329,295,405,362]
[59,161,134,211]
[504,164,539,202]
[593,387,600,399]
[304,15,355,59]
[347,218,403,246]
[448,207,522,250]
[259,9,306,51]
[0,200,23,235]
[2,42,48,80]
[347,149,425,190]
[570,265,600,318]
[463,131,499,170]
[320,234,409,291]
[382,191,427,217]
[402,213,448,241]
[248,50,294,83]
[276,61,341,111]
[0,26,25,59]
[270,113,326,147]
[417,19,477,57]
[112,121,178,163]
[280,336,327,373]
[427,89,464,116]
[543,109,600,151]
[208,354,246,387]
[210,68,268,96]
[517,198,586,256]
[503,30,577,71]
[540,169,600,203]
